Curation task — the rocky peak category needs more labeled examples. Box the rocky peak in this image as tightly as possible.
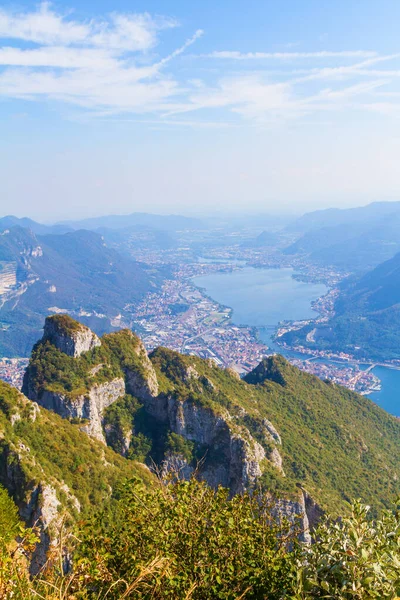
[43,314,101,357]
[243,355,290,387]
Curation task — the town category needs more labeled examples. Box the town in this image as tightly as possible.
[0,242,383,397]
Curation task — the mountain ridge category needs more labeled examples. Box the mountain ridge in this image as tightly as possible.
[0,227,164,356]
[20,314,400,517]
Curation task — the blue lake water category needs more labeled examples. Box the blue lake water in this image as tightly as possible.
[368,367,400,416]
[194,267,327,330]
[193,266,400,416]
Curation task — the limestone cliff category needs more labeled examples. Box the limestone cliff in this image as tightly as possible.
[37,378,126,442]
[42,314,101,357]
[0,378,152,572]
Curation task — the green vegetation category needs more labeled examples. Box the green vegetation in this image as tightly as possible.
[45,313,83,336]
[103,394,153,461]
[0,380,153,516]
[168,302,190,315]
[22,314,400,515]
[23,328,145,398]
[151,348,400,513]
[165,432,194,462]
[2,478,400,599]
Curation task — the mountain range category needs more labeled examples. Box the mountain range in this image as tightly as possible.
[0,227,164,356]
[60,211,204,232]
[2,314,400,573]
[285,202,400,272]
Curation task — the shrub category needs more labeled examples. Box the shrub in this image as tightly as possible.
[75,477,300,599]
[296,500,400,599]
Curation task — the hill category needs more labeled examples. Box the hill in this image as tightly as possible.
[284,206,400,272]
[286,201,400,234]
[0,375,152,572]
[281,250,400,360]
[21,315,400,520]
[241,230,280,248]
[0,215,71,235]
[0,227,164,356]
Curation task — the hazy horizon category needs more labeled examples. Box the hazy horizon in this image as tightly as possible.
[6,198,400,226]
[2,0,400,220]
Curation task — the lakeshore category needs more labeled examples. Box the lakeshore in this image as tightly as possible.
[192,265,400,416]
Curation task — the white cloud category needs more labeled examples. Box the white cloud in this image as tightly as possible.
[0,46,118,69]
[0,2,176,50]
[202,50,378,60]
[0,2,89,46]
[0,3,399,124]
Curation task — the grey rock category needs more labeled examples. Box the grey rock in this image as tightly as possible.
[43,318,101,357]
[37,378,126,443]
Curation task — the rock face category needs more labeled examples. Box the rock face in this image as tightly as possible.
[37,378,126,442]
[128,383,267,494]
[43,315,101,357]
[1,443,79,574]
[125,338,159,400]
[273,488,325,544]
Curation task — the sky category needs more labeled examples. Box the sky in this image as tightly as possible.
[2,1,400,221]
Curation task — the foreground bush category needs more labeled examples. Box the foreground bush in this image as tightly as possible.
[75,477,300,599]
[297,501,400,599]
[1,480,400,598]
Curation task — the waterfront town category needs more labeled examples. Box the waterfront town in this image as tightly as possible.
[0,246,383,396]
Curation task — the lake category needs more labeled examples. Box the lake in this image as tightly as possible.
[368,367,400,417]
[193,266,400,416]
[194,267,327,331]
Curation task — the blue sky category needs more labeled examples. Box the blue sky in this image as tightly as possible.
[2,1,400,221]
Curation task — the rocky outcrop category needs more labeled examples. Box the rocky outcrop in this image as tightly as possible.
[43,315,101,357]
[143,393,267,494]
[37,378,126,442]
[272,488,324,544]
[0,443,79,574]
[125,338,159,401]
[244,355,289,387]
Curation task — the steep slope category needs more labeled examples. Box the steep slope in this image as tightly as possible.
[22,315,400,517]
[0,227,163,356]
[282,251,400,360]
[0,377,152,571]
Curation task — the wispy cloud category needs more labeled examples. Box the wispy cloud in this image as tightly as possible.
[201,50,378,60]
[0,2,176,50]
[0,2,400,124]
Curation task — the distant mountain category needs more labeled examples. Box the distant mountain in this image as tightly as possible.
[241,230,280,248]
[281,250,400,360]
[0,227,164,356]
[0,215,71,235]
[284,203,400,272]
[286,201,400,234]
[61,212,204,232]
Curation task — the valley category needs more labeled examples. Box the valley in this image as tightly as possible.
[2,203,400,416]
